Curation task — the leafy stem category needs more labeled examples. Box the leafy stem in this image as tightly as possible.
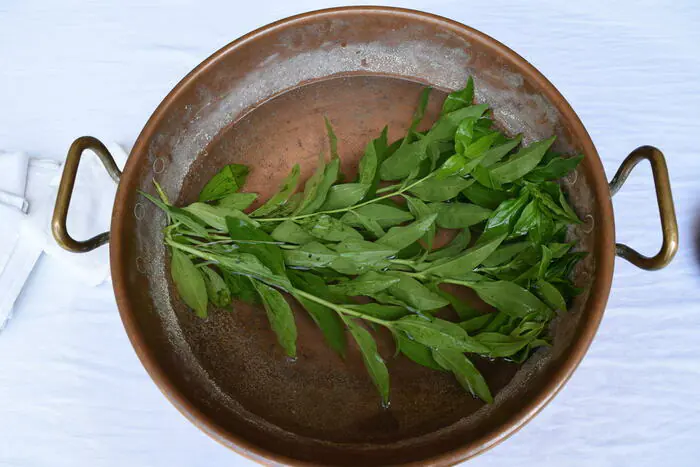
[257,172,436,223]
[293,289,391,327]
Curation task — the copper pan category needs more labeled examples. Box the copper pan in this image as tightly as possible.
[51,7,678,466]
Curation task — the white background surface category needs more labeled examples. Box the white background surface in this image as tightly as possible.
[1,1,700,466]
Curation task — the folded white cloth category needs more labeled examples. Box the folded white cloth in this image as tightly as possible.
[40,143,128,286]
[0,143,128,330]
[0,151,40,329]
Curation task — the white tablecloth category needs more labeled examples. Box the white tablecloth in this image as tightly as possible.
[1,1,699,466]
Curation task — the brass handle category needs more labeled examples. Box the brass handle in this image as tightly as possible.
[609,146,678,270]
[51,136,122,252]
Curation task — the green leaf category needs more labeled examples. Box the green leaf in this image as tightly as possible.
[216,192,258,211]
[434,287,482,320]
[460,314,493,333]
[480,242,529,267]
[392,315,489,353]
[287,269,347,303]
[473,332,533,358]
[422,233,506,278]
[488,136,555,184]
[320,183,368,211]
[465,280,552,319]
[253,282,297,358]
[387,275,449,311]
[296,156,340,215]
[441,76,474,115]
[171,243,290,290]
[201,267,231,308]
[340,210,385,238]
[283,241,337,268]
[199,164,249,202]
[545,251,587,281]
[454,117,478,154]
[184,202,257,231]
[405,87,432,143]
[380,104,488,180]
[251,164,300,217]
[479,135,523,167]
[525,154,583,183]
[324,117,339,160]
[481,191,531,238]
[346,319,390,407]
[534,279,568,312]
[463,131,502,159]
[409,175,474,202]
[425,229,471,261]
[170,249,208,318]
[222,271,258,304]
[433,203,492,229]
[341,204,413,229]
[305,214,363,242]
[405,196,436,252]
[331,240,397,272]
[396,333,444,371]
[270,220,314,244]
[432,348,493,403]
[140,191,208,237]
[367,291,413,308]
[541,182,580,223]
[293,293,347,356]
[328,271,400,296]
[462,183,513,209]
[226,217,286,276]
[377,213,437,251]
[510,200,554,244]
[345,303,409,321]
[362,127,390,200]
[428,104,489,142]
[378,138,429,181]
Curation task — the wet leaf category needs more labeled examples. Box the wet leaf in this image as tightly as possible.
[227,217,286,276]
[201,267,231,308]
[306,214,363,242]
[320,183,368,211]
[396,333,444,371]
[441,76,474,115]
[488,136,555,184]
[184,202,257,231]
[254,282,297,358]
[345,303,409,321]
[465,280,552,319]
[216,192,258,211]
[387,275,449,311]
[525,154,583,183]
[377,214,438,251]
[199,164,249,202]
[346,319,390,406]
[170,248,208,318]
[433,203,492,229]
[328,271,400,296]
[392,315,489,353]
[432,348,493,403]
[409,175,474,202]
[251,164,300,217]
[341,204,413,229]
[270,220,314,244]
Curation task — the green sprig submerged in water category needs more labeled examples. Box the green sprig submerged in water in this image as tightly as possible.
[142,76,585,407]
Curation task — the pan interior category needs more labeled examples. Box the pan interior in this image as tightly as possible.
[115,9,606,465]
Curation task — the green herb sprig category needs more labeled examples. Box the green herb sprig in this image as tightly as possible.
[142,76,585,407]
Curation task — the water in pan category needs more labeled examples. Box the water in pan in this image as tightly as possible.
[142,74,589,445]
